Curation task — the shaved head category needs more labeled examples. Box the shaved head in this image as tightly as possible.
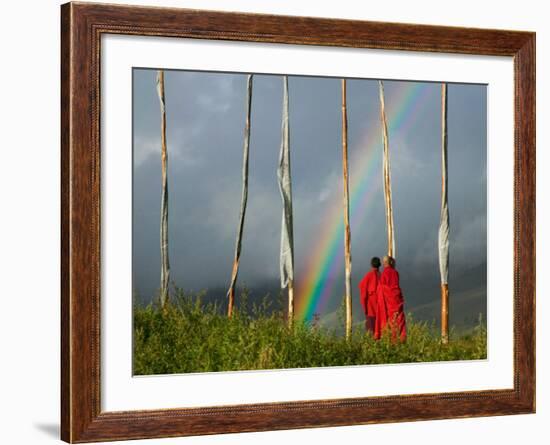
[383,256,396,267]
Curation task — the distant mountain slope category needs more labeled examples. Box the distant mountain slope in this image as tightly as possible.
[405,263,486,330]
[134,264,487,332]
[408,287,486,329]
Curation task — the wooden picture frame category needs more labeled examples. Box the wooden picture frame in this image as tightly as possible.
[61,2,535,442]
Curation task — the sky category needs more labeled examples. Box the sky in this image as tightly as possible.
[132,68,487,328]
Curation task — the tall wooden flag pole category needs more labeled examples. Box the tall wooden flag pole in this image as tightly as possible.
[378,81,396,258]
[156,70,171,309]
[341,79,353,340]
[278,75,295,328]
[227,74,253,317]
[439,83,450,344]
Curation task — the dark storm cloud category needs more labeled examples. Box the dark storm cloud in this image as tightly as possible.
[132,68,486,326]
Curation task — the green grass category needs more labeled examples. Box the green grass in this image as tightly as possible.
[133,290,487,375]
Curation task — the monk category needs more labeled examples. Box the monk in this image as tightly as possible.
[374,256,406,342]
[358,257,381,334]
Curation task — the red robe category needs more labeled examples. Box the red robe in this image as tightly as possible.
[358,268,379,333]
[374,265,406,342]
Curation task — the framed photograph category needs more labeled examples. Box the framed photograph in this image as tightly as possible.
[61,2,535,442]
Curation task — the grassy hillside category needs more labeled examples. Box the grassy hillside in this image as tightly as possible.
[133,291,487,375]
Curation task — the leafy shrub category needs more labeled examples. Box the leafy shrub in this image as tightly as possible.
[133,290,487,375]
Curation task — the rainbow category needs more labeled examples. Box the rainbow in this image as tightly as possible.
[296,81,433,321]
